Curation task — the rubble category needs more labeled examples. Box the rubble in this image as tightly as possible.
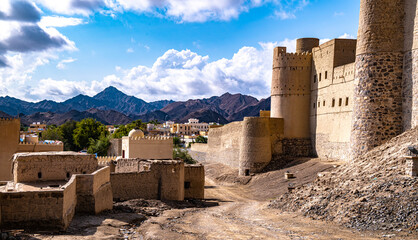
[269,127,418,231]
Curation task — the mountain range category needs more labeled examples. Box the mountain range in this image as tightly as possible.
[0,86,270,125]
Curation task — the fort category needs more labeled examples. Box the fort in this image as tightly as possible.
[192,0,418,175]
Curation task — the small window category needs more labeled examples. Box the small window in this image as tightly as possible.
[318,102,320,108]
[184,182,191,189]
[332,99,335,107]
[345,97,349,106]
[319,73,322,81]
[313,75,317,83]
[313,103,316,109]
[323,101,326,107]
[244,169,250,176]
[325,71,328,79]
[339,98,342,106]
[38,172,42,179]
[66,172,70,178]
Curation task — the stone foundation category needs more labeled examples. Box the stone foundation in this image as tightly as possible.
[312,134,350,160]
[282,138,312,157]
[351,53,404,158]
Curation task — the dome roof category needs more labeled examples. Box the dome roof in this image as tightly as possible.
[128,128,144,138]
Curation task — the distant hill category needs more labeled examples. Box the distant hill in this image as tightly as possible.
[0,86,270,125]
[0,86,174,116]
[20,108,133,126]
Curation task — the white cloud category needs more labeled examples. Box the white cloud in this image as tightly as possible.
[39,16,85,27]
[273,0,309,20]
[13,42,275,102]
[56,57,77,69]
[126,48,134,53]
[274,10,295,20]
[34,0,106,16]
[277,38,297,52]
[338,33,355,39]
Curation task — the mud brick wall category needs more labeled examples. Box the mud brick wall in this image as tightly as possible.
[184,164,205,199]
[76,166,113,214]
[111,171,159,200]
[0,176,77,231]
[12,152,98,183]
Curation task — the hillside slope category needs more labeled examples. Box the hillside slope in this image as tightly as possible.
[270,127,418,231]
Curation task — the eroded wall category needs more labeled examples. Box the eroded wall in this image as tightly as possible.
[12,152,98,182]
[0,176,77,231]
[184,164,205,199]
[75,166,113,214]
[111,160,184,201]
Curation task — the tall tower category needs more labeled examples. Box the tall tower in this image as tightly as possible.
[351,0,405,158]
[271,38,317,156]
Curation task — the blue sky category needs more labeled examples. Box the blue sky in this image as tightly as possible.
[0,0,360,102]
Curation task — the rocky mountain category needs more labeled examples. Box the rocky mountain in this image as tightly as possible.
[0,86,174,116]
[161,93,268,122]
[1,86,271,125]
[0,111,13,119]
[19,109,133,126]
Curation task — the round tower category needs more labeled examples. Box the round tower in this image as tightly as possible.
[296,38,319,53]
[239,117,271,176]
[270,45,313,139]
[350,0,405,158]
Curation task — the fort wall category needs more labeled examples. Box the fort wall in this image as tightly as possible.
[190,117,284,175]
[0,118,20,181]
[403,0,418,130]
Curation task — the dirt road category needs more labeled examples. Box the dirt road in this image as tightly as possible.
[135,178,399,240]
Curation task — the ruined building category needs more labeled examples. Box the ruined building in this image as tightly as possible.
[192,0,418,174]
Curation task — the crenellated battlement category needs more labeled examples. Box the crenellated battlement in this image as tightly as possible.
[18,142,63,146]
[0,118,20,125]
[97,156,118,163]
[127,136,172,142]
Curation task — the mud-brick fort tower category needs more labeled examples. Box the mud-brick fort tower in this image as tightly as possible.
[271,0,418,160]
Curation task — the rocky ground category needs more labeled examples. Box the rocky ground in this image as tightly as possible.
[269,127,418,232]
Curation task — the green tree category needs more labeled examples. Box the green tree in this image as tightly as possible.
[195,136,207,144]
[173,147,196,164]
[173,137,181,147]
[112,120,146,138]
[148,119,160,125]
[112,125,129,138]
[87,134,110,156]
[41,125,61,141]
[73,118,107,150]
[59,121,78,151]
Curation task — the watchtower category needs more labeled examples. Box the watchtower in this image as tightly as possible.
[271,38,318,141]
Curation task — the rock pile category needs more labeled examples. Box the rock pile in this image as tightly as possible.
[269,127,418,231]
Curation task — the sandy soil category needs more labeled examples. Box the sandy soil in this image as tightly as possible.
[12,158,417,240]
